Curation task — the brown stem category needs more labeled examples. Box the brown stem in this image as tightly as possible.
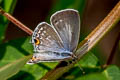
[0,8,33,35]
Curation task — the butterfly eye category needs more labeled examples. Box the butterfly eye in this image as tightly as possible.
[34,38,40,45]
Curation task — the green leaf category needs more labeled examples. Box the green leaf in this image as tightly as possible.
[18,62,58,80]
[0,37,58,79]
[0,0,17,43]
[103,65,120,80]
[76,73,108,80]
[0,55,32,80]
[0,37,33,67]
[62,65,120,80]
[91,45,105,64]
[78,52,100,67]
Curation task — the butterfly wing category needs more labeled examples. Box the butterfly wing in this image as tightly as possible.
[28,9,80,64]
[50,9,80,52]
[27,22,72,64]
[31,22,65,52]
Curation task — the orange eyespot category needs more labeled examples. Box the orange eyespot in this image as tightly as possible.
[34,38,40,45]
[31,57,36,61]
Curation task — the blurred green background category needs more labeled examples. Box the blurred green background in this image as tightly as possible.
[0,0,120,80]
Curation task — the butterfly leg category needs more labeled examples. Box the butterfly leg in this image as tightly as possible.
[71,54,85,74]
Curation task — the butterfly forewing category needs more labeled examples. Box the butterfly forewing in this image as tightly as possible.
[50,9,80,52]
[32,22,64,52]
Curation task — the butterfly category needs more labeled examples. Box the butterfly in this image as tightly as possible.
[27,9,80,64]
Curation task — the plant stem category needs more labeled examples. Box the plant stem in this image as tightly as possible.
[0,8,33,35]
[41,1,120,80]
